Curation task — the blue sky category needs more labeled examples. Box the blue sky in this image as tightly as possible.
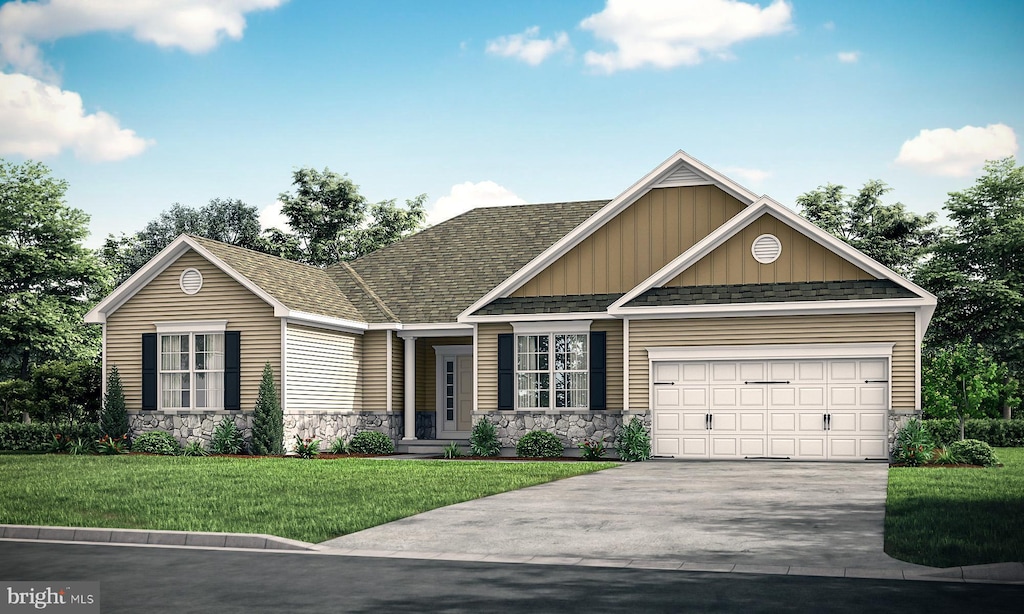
[0,0,1021,247]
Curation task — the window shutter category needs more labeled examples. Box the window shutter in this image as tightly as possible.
[224,331,241,410]
[142,333,157,410]
[497,333,514,410]
[589,331,606,410]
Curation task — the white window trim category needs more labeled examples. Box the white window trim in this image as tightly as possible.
[156,321,228,411]
[512,320,592,334]
[514,330,591,411]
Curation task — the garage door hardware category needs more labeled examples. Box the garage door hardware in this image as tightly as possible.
[823,413,832,430]
[865,379,889,383]
[653,381,675,385]
[744,380,791,384]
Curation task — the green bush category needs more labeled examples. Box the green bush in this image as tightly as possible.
[515,430,564,458]
[251,363,283,455]
[442,441,462,459]
[99,366,129,440]
[0,422,100,452]
[29,360,102,425]
[923,418,1024,447]
[348,431,394,455]
[132,430,181,456]
[469,417,501,457]
[616,417,651,462]
[181,440,209,457]
[948,439,1000,467]
[893,418,935,466]
[210,417,246,455]
[578,438,606,460]
[328,437,348,454]
[932,447,961,465]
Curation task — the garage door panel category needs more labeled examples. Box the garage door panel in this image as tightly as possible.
[798,438,827,458]
[654,362,680,383]
[680,437,709,456]
[830,361,858,381]
[655,411,680,432]
[829,438,858,459]
[681,363,707,382]
[654,437,679,456]
[680,387,707,407]
[770,437,795,456]
[711,437,737,456]
[859,411,886,434]
[861,438,887,458]
[860,386,887,409]
[739,437,765,456]
[655,387,680,407]
[770,411,796,431]
[770,361,796,380]
[860,360,887,381]
[798,361,826,381]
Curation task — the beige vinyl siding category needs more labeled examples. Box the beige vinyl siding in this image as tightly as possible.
[628,313,917,411]
[416,337,473,412]
[361,330,388,411]
[592,319,623,410]
[284,323,361,412]
[513,186,746,297]
[105,250,280,412]
[391,331,403,412]
[668,213,874,286]
[477,323,511,412]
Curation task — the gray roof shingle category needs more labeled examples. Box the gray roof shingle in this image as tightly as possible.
[475,292,625,315]
[625,279,917,307]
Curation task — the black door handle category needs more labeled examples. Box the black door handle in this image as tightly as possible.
[709,414,713,430]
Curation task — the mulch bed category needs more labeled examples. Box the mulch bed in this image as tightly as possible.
[888,462,988,468]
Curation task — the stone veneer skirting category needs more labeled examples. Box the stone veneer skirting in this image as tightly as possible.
[473,410,652,450]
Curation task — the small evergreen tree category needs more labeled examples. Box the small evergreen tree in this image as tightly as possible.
[99,366,129,439]
[251,362,283,455]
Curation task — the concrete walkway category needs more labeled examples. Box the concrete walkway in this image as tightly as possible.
[321,460,923,570]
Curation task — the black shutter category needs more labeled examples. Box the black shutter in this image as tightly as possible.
[224,331,241,410]
[589,331,607,410]
[497,333,514,410]
[141,333,157,410]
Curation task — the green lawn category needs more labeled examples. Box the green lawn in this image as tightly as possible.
[0,455,617,543]
[885,447,1024,567]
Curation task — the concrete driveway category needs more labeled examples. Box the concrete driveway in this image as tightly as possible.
[321,460,920,570]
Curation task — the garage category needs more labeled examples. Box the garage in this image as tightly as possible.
[651,353,890,461]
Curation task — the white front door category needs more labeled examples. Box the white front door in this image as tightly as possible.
[436,346,474,437]
[652,357,889,461]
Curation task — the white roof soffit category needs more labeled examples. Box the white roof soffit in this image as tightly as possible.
[456,150,760,322]
[608,196,937,314]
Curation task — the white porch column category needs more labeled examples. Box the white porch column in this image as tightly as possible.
[403,336,417,440]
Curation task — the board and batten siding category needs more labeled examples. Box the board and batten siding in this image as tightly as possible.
[361,330,388,411]
[416,337,473,412]
[512,186,746,297]
[284,323,361,412]
[476,322,622,411]
[668,213,874,287]
[627,313,917,412]
[105,250,280,412]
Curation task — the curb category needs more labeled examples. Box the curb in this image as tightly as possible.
[3,524,1021,585]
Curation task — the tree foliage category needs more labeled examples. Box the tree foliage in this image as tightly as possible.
[923,341,1019,439]
[251,362,283,455]
[797,180,939,276]
[0,159,108,378]
[915,158,1024,385]
[100,365,129,439]
[278,167,425,266]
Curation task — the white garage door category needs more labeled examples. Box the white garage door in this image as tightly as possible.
[652,358,888,461]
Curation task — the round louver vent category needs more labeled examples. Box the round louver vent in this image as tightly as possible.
[751,234,782,264]
[179,268,203,295]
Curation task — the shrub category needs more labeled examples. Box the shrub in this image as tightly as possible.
[210,417,246,455]
[0,379,32,423]
[893,418,935,466]
[96,434,129,455]
[292,435,320,459]
[251,363,283,455]
[68,437,96,455]
[515,430,564,458]
[948,439,1000,467]
[181,440,209,457]
[932,447,961,465]
[328,437,348,454]
[578,438,606,461]
[0,422,100,452]
[99,366,130,440]
[443,441,462,459]
[616,417,651,462]
[29,360,102,425]
[348,431,394,455]
[469,417,501,457]
[132,430,181,456]
[923,418,1024,447]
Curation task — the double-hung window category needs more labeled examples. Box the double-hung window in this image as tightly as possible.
[155,322,226,410]
[513,322,590,410]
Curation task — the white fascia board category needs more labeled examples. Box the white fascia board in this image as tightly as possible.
[455,150,759,321]
[396,323,475,338]
[285,311,368,334]
[512,320,592,334]
[611,297,931,319]
[610,199,773,309]
[461,311,617,324]
[84,235,195,323]
[366,322,403,331]
[647,342,895,362]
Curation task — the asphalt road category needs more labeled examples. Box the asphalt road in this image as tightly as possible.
[1,541,1020,613]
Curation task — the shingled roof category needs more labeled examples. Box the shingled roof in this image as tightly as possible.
[624,280,918,307]
[340,200,609,323]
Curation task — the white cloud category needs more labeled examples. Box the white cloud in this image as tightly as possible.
[428,181,526,226]
[486,26,570,66]
[0,72,151,161]
[722,166,771,183]
[580,0,793,73]
[895,124,1019,177]
[258,200,290,232]
[837,51,859,63]
[823,21,835,31]
[0,0,286,80]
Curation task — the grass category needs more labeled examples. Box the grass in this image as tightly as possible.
[0,455,617,543]
[885,447,1024,567]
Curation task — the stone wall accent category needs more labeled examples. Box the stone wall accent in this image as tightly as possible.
[130,412,252,448]
[473,410,653,452]
[888,411,920,456]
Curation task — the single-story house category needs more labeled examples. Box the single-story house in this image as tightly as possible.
[85,151,936,460]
